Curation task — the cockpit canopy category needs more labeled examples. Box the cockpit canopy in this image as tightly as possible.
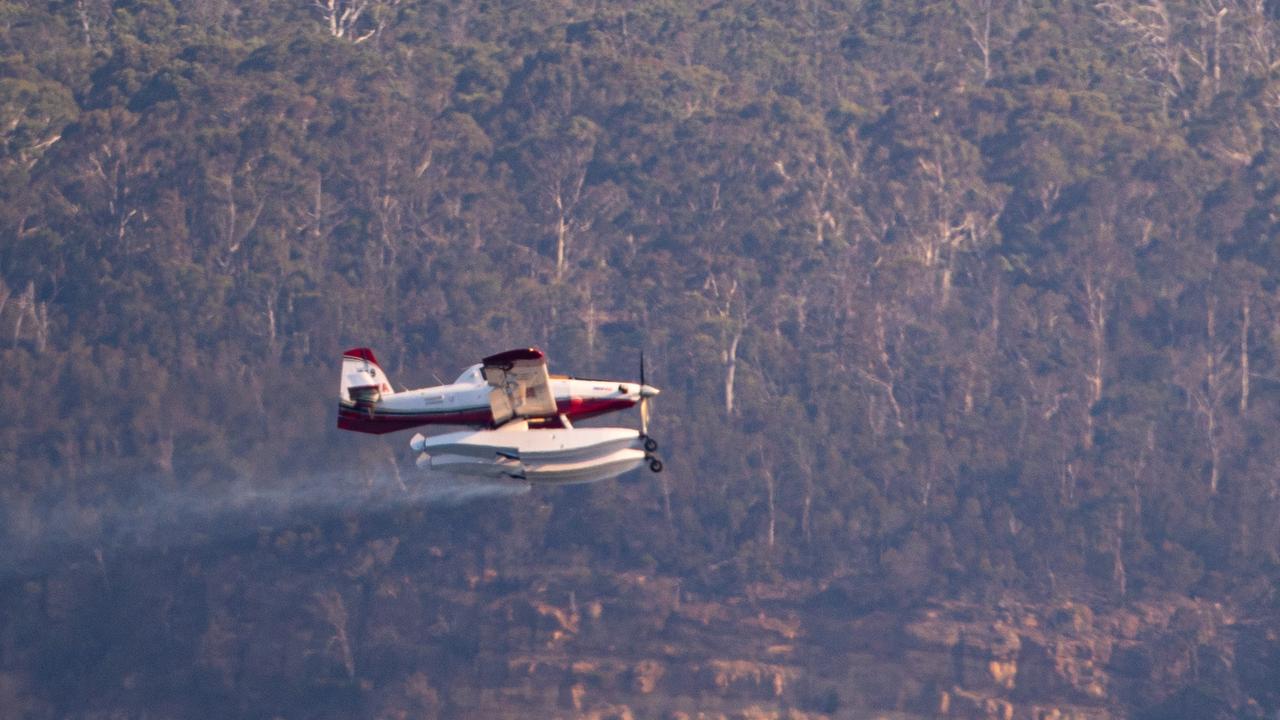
[454,363,485,385]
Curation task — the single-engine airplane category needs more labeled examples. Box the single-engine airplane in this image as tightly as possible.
[337,347,663,483]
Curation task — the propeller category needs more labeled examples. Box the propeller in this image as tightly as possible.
[640,351,650,436]
[638,351,660,454]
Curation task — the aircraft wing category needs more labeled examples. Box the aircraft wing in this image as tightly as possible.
[482,348,558,425]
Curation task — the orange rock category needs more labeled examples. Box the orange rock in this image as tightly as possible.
[989,659,1017,689]
[632,659,665,694]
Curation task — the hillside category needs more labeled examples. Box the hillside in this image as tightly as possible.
[3,0,1280,716]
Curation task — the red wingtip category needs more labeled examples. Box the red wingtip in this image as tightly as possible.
[343,347,381,366]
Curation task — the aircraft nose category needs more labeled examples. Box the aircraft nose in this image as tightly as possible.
[640,384,661,398]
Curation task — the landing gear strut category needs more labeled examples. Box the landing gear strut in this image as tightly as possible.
[637,354,663,473]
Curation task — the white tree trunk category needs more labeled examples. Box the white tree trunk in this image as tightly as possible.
[11,282,32,346]
[724,330,741,416]
[0,279,10,329]
[1113,507,1127,598]
[1240,295,1250,414]
[32,300,49,353]
[315,589,355,679]
[964,0,994,82]
[764,467,776,549]
[1207,297,1220,494]
[1083,273,1108,449]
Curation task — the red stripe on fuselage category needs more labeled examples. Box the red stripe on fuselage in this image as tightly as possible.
[336,396,638,434]
[337,406,494,434]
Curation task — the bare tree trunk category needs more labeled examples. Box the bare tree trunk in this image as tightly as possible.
[1062,456,1078,505]
[1173,299,1231,496]
[1207,297,1220,494]
[0,279,10,328]
[585,295,596,372]
[1240,294,1250,414]
[808,166,836,245]
[1095,0,1183,116]
[724,330,741,416]
[11,282,32,346]
[1083,273,1108,449]
[799,457,813,544]
[554,189,568,281]
[860,303,906,432]
[1113,507,1127,598]
[315,0,373,41]
[1241,0,1278,76]
[964,0,994,82]
[31,300,49,353]
[313,176,324,242]
[75,0,93,47]
[315,589,356,679]
[705,273,746,417]
[1211,3,1225,97]
[763,467,776,549]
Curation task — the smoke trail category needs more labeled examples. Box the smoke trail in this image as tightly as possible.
[0,468,529,580]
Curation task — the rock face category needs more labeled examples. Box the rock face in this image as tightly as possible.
[446,579,1270,720]
[5,555,1277,719]
[375,568,1271,720]
[828,596,1259,720]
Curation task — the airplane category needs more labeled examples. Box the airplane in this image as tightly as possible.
[337,347,663,483]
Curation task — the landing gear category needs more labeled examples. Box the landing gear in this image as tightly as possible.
[641,434,663,473]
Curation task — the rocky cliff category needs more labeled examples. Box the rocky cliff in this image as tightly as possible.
[5,541,1276,719]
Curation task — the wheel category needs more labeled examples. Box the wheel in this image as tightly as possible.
[649,458,664,473]
[643,437,659,452]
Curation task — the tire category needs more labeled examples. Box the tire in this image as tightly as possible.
[643,437,659,452]
[649,459,664,473]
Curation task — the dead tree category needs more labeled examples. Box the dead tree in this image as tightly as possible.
[962,0,996,83]
[314,589,356,678]
[1171,294,1237,494]
[1095,0,1185,114]
[704,274,748,417]
[314,0,374,42]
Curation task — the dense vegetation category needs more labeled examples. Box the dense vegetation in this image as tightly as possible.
[4,1,1280,708]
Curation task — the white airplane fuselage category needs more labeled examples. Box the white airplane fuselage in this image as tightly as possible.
[338,362,654,434]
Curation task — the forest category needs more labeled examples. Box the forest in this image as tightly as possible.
[3,0,1280,717]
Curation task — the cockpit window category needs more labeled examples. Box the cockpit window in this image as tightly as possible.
[454,364,484,384]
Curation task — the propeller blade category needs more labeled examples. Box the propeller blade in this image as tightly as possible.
[640,351,649,436]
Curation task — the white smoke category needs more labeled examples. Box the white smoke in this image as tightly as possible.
[0,469,529,579]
